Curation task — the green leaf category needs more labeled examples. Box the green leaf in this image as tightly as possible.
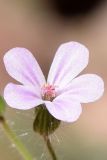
[0,96,6,115]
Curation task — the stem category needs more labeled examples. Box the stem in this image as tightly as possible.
[43,134,57,160]
[0,116,34,160]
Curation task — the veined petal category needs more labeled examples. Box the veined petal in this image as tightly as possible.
[59,74,104,103]
[4,48,46,88]
[47,42,89,88]
[45,94,82,122]
[4,83,43,110]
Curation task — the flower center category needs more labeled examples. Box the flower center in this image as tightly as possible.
[41,84,56,101]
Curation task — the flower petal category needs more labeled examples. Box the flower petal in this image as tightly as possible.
[4,83,43,110]
[4,48,46,88]
[47,42,89,88]
[59,74,104,103]
[44,94,82,122]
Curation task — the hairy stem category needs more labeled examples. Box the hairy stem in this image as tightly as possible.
[0,116,34,160]
[43,134,57,160]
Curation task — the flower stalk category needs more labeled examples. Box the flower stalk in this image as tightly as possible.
[43,134,57,160]
[33,105,60,160]
[0,116,34,160]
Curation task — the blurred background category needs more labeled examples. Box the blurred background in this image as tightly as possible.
[0,0,107,159]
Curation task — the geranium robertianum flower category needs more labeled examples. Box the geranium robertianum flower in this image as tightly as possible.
[3,42,104,122]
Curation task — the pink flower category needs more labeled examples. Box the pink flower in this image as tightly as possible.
[3,42,104,122]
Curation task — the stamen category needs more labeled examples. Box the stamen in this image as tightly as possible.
[41,84,56,101]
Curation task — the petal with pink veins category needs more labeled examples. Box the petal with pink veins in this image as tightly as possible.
[58,74,104,103]
[4,83,43,110]
[4,48,46,88]
[47,42,89,88]
[45,93,82,122]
